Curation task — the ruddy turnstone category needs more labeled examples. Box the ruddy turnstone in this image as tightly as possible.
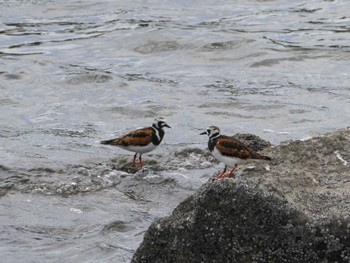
[101,118,170,168]
[200,126,271,180]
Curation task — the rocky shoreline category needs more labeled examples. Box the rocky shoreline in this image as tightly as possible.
[132,128,350,262]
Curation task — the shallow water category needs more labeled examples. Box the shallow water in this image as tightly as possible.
[1,0,350,262]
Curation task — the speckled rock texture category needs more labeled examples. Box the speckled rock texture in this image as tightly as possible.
[132,129,350,263]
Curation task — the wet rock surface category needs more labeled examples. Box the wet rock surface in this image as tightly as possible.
[132,129,350,262]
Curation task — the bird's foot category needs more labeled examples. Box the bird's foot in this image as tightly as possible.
[212,171,235,181]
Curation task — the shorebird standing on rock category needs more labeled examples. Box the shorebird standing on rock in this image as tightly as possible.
[200,126,271,180]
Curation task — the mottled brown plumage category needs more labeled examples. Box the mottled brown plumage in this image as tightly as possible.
[102,128,154,147]
[101,118,170,169]
[216,137,270,160]
[201,126,271,180]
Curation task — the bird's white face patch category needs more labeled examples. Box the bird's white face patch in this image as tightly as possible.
[118,143,158,154]
[212,147,242,167]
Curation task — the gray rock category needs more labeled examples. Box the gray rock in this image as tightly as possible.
[132,129,350,263]
[231,133,272,152]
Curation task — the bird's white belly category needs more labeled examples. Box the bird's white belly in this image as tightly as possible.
[212,147,242,167]
[119,143,158,154]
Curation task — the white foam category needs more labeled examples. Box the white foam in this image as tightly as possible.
[263,129,291,135]
[70,208,83,214]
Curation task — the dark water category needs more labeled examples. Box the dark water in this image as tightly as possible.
[1,0,350,262]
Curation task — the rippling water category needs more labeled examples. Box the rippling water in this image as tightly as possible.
[1,0,350,262]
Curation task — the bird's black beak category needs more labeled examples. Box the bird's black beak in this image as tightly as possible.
[200,131,207,135]
[165,124,171,128]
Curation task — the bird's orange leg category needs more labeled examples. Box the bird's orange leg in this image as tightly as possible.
[132,153,137,167]
[139,154,143,168]
[213,165,227,180]
[220,164,238,179]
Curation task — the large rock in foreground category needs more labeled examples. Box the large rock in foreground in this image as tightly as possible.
[132,129,350,262]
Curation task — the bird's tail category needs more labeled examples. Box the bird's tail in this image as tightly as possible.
[260,155,272,161]
[101,139,120,145]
